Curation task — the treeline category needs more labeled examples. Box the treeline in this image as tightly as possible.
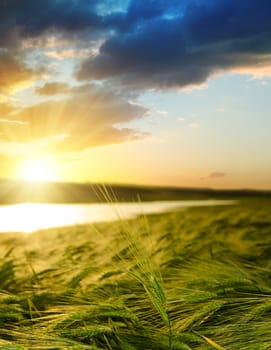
[0,178,270,204]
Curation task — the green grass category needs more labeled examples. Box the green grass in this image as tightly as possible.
[0,199,271,349]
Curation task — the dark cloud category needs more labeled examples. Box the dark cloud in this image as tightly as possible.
[78,0,271,89]
[0,84,149,152]
[105,0,183,32]
[2,1,271,89]
[0,0,108,50]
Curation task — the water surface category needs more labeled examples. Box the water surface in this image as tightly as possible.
[0,200,236,233]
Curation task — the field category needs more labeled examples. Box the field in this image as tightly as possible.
[0,198,271,349]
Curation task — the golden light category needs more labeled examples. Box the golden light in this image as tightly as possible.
[18,157,59,182]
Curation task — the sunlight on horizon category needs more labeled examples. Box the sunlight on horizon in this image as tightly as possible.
[17,157,59,182]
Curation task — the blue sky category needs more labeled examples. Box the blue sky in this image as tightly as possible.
[0,0,271,188]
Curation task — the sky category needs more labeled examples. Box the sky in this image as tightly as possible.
[0,0,271,189]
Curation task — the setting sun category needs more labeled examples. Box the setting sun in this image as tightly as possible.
[18,157,59,182]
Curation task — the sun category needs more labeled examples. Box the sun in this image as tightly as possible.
[18,157,59,182]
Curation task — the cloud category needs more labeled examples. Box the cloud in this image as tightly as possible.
[216,107,226,113]
[206,171,227,179]
[35,82,110,96]
[0,0,107,50]
[188,123,200,128]
[44,49,92,61]
[2,0,271,90]
[0,102,17,116]
[0,84,149,153]
[77,0,271,89]
[0,51,37,94]
[156,109,168,116]
[178,116,185,121]
[36,82,71,95]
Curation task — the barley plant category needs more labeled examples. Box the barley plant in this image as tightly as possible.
[0,198,270,349]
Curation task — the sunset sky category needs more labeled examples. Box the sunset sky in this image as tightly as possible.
[1,0,271,189]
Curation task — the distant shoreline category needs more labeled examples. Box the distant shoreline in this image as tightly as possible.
[0,179,270,204]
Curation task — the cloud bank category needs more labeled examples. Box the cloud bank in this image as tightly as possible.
[77,0,271,88]
[1,0,271,157]
[2,0,271,90]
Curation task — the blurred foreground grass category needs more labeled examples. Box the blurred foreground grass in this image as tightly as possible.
[0,199,271,349]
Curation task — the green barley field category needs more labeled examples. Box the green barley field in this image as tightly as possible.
[0,198,271,349]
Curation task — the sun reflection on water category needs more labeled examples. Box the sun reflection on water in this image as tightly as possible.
[0,200,236,233]
[0,203,117,233]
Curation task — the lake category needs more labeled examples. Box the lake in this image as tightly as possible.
[0,200,236,233]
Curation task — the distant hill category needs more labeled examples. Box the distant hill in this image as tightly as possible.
[0,179,270,204]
